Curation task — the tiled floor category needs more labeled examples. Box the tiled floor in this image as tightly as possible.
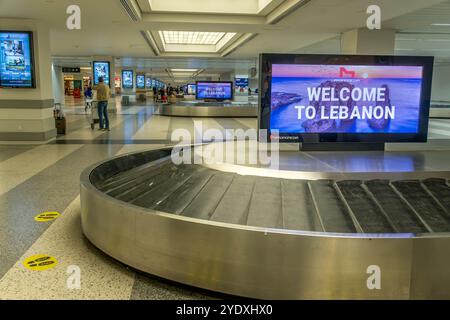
[0,99,449,299]
[0,100,258,300]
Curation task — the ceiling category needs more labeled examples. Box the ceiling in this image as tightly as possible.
[295,0,450,63]
[2,0,450,80]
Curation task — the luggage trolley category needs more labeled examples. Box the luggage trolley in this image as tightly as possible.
[88,90,99,130]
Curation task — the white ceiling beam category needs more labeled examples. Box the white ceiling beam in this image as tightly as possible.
[141,13,266,25]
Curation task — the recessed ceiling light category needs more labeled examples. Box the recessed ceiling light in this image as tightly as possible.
[159,31,228,45]
[171,69,198,72]
[431,23,450,26]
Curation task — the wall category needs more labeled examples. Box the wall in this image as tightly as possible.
[0,18,56,141]
[431,63,450,103]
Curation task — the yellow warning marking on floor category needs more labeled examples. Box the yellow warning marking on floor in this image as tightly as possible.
[34,211,60,222]
[23,254,58,271]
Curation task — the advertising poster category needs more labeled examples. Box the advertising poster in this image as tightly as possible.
[146,77,152,88]
[0,31,34,88]
[122,70,133,89]
[136,74,145,89]
[270,64,424,134]
[187,84,196,95]
[235,78,249,89]
[93,61,110,86]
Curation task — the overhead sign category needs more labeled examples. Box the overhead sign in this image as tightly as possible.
[62,67,80,73]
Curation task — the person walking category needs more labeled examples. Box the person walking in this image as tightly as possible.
[84,85,93,112]
[94,77,111,131]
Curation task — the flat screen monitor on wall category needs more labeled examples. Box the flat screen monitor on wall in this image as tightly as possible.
[0,31,35,88]
[122,70,133,89]
[259,54,434,143]
[235,78,249,89]
[136,74,145,89]
[187,84,196,95]
[196,81,233,100]
[146,76,152,88]
[93,61,110,86]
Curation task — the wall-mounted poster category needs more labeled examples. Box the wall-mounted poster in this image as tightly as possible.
[0,31,35,88]
[93,61,110,86]
[136,74,145,89]
[122,70,134,89]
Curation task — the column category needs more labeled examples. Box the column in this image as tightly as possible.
[0,19,56,141]
[51,64,64,105]
[341,28,395,55]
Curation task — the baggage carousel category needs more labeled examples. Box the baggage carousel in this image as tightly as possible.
[80,143,450,299]
[153,101,257,117]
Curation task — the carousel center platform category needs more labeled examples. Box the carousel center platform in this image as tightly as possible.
[152,100,258,117]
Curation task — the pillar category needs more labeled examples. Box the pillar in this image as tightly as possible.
[341,28,395,55]
[0,19,56,141]
[51,64,64,105]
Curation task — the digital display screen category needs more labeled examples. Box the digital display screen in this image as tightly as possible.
[146,77,152,88]
[271,64,423,134]
[122,70,133,89]
[93,61,110,86]
[196,82,233,100]
[0,31,35,88]
[187,84,196,95]
[136,74,145,89]
[235,78,249,88]
[259,54,434,143]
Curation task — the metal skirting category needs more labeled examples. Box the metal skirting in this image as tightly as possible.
[80,147,450,299]
[153,105,257,117]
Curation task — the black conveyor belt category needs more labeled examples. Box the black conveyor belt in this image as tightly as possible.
[94,160,450,234]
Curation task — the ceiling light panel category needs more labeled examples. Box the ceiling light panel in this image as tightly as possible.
[161,31,226,45]
[171,69,198,72]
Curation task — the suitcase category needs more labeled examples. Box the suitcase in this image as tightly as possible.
[89,101,99,130]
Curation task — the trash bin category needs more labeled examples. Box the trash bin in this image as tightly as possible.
[137,93,146,102]
[122,95,130,106]
[55,117,66,134]
[53,103,66,135]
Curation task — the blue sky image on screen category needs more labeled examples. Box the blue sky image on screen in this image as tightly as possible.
[146,77,152,88]
[93,62,109,86]
[270,64,424,134]
[187,84,196,95]
[235,78,249,88]
[0,32,33,87]
[122,70,133,88]
[197,82,232,99]
[137,75,145,89]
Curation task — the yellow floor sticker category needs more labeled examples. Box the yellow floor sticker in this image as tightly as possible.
[34,211,60,222]
[23,254,58,271]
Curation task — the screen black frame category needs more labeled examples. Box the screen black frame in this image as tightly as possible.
[259,53,434,143]
[136,74,145,89]
[196,81,234,101]
[122,70,134,89]
[93,61,111,87]
[0,30,36,89]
